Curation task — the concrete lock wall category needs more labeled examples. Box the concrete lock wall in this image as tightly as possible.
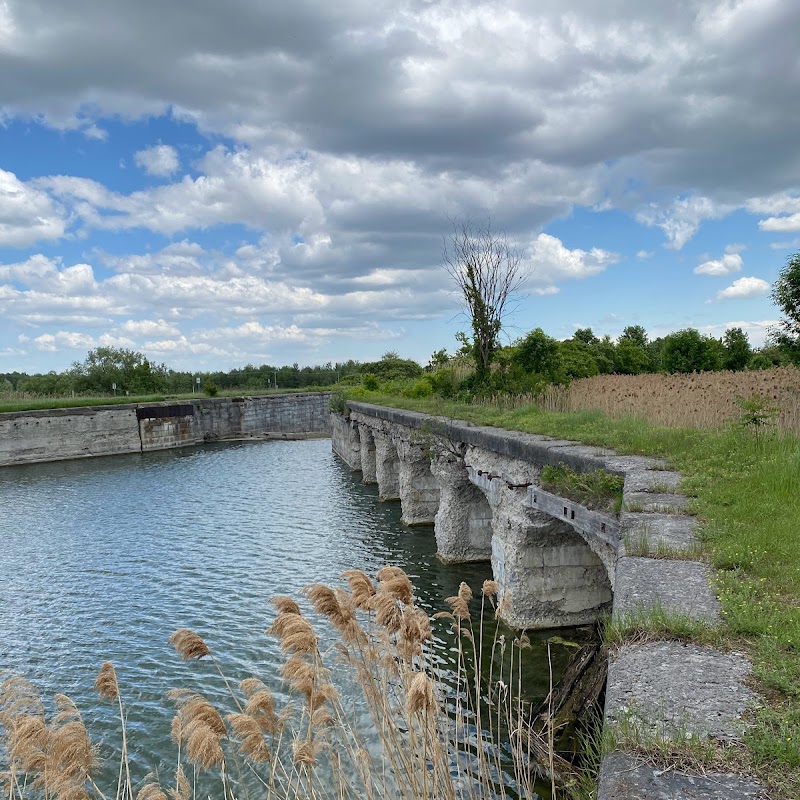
[338,403,615,630]
[0,393,331,467]
[332,402,761,800]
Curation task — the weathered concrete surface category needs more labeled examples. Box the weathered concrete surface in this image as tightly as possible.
[469,468,613,628]
[396,438,440,525]
[357,424,377,484]
[332,403,764,799]
[0,406,142,465]
[621,512,698,554]
[605,641,754,739]
[0,393,332,467]
[599,752,762,799]
[624,468,682,494]
[372,429,400,501]
[199,393,331,438]
[431,453,493,562]
[615,558,721,620]
[330,413,361,471]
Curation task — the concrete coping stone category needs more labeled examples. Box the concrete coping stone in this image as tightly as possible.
[598,752,762,799]
[624,468,683,493]
[614,557,721,621]
[620,512,698,553]
[605,641,754,740]
[624,491,690,513]
[348,402,666,475]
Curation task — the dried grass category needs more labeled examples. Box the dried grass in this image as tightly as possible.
[0,566,580,800]
[480,367,800,433]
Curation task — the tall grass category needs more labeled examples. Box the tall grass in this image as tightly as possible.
[0,567,581,800]
[499,367,800,434]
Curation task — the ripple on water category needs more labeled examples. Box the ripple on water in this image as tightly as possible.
[0,438,568,793]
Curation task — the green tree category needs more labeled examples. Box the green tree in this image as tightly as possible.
[661,329,721,373]
[71,347,168,395]
[512,328,563,383]
[559,339,599,378]
[442,218,526,385]
[771,252,800,364]
[591,335,617,374]
[573,327,598,345]
[614,339,650,374]
[772,252,800,338]
[722,327,752,371]
[618,325,649,350]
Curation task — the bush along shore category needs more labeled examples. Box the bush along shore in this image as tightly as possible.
[335,391,800,799]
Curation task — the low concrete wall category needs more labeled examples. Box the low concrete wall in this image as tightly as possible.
[0,406,143,466]
[0,392,331,467]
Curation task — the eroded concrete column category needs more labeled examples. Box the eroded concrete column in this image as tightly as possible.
[330,413,362,471]
[431,454,492,562]
[358,424,377,484]
[486,481,612,629]
[373,430,400,501]
[396,440,440,526]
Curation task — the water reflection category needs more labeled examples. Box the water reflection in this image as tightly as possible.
[0,439,578,796]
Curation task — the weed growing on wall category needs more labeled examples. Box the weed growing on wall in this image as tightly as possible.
[539,464,624,513]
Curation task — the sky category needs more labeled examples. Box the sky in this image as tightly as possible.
[1,0,799,374]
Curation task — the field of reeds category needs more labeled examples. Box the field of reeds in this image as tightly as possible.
[478,367,800,434]
[0,567,588,800]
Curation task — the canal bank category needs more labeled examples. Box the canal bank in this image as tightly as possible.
[0,392,331,466]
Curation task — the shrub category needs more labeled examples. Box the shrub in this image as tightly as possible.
[404,377,434,398]
[362,373,380,391]
[204,380,219,397]
[329,389,348,414]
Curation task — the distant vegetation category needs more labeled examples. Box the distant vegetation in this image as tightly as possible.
[3,323,798,415]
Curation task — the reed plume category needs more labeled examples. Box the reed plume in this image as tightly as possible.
[341,569,376,610]
[94,661,119,702]
[168,629,210,661]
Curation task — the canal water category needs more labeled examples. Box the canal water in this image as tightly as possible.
[0,438,576,796]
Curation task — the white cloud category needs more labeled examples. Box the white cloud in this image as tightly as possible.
[31,331,137,352]
[525,233,618,284]
[119,319,182,338]
[0,168,66,247]
[636,250,654,260]
[759,213,800,233]
[134,144,180,177]
[715,276,771,301]
[636,196,732,250]
[694,245,744,276]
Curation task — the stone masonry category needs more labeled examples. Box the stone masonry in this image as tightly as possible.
[333,402,762,800]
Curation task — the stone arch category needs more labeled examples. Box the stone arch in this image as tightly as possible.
[357,424,377,484]
[431,452,493,561]
[472,475,612,630]
[372,429,400,501]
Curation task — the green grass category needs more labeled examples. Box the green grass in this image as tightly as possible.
[0,386,335,414]
[539,463,624,513]
[347,392,800,796]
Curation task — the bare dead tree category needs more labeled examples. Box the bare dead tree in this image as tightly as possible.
[442,217,526,384]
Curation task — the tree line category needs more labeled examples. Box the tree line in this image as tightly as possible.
[0,349,363,397]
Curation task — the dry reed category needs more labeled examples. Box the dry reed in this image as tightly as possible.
[478,367,800,434]
[0,566,578,800]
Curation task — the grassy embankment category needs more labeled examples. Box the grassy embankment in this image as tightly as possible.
[0,386,335,414]
[348,392,800,797]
